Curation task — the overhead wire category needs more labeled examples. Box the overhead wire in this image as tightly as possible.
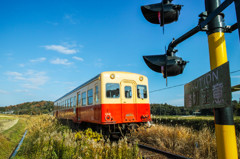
[149,69,240,93]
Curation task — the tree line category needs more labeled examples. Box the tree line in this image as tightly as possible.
[0,101,53,115]
[1,100,240,116]
[151,100,240,116]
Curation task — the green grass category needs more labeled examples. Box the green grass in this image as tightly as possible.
[152,115,240,120]
[0,117,27,159]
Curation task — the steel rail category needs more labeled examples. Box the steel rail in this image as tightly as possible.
[138,143,191,159]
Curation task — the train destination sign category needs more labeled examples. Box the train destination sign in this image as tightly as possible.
[184,62,231,109]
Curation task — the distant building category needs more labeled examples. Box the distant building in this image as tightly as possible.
[3,110,14,114]
[193,112,201,116]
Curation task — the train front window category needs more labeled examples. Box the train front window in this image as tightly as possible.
[125,86,132,98]
[137,85,147,99]
[106,83,120,98]
[88,89,93,105]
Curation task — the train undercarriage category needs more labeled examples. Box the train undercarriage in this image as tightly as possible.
[58,118,150,138]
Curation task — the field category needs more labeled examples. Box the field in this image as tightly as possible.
[0,115,28,159]
[128,115,240,158]
[1,114,239,159]
[131,116,240,159]
[152,115,240,134]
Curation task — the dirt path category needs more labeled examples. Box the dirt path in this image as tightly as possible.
[0,116,19,133]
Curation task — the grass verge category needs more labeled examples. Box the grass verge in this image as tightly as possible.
[0,117,27,159]
[16,115,141,159]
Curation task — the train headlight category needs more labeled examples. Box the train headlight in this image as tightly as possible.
[139,76,144,81]
[110,74,115,79]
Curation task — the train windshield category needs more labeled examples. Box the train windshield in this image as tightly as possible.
[137,85,147,99]
[125,86,132,98]
[106,83,120,98]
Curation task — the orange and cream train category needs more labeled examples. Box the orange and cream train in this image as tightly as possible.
[54,71,151,135]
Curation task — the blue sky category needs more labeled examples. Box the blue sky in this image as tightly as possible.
[0,0,239,106]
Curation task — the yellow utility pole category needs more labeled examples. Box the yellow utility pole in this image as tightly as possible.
[206,0,238,158]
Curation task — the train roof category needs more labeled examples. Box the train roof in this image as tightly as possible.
[54,71,147,102]
[55,74,100,102]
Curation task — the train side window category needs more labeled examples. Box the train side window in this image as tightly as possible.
[106,83,120,98]
[125,86,132,98]
[137,85,147,99]
[68,99,70,108]
[82,92,86,106]
[65,100,67,108]
[74,96,76,107]
[78,94,81,106]
[95,86,99,103]
[88,89,93,105]
[70,98,73,107]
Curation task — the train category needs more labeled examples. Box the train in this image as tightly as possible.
[53,71,151,136]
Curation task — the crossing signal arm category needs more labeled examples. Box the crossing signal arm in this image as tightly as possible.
[141,0,240,80]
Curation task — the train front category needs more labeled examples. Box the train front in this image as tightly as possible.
[100,72,151,128]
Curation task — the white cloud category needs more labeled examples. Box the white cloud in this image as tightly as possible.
[233,92,240,94]
[50,58,73,65]
[19,64,25,67]
[6,72,25,80]
[15,89,29,93]
[46,21,59,26]
[6,71,22,77]
[73,56,84,61]
[94,59,103,67]
[30,57,46,63]
[0,89,8,94]
[64,14,77,24]
[6,70,49,90]
[232,75,240,79]
[43,45,78,54]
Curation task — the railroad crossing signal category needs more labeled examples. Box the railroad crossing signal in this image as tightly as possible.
[141,0,182,26]
[141,0,186,79]
[143,54,187,78]
[141,0,240,158]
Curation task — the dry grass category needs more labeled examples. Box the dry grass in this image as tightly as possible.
[0,118,19,133]
[131,125,218,159]
[16,115,141,159]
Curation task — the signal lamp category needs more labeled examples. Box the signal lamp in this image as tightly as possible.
[141,0,182,26]
[143,54,187,78]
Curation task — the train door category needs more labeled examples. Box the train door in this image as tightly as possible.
[120,80,137,122]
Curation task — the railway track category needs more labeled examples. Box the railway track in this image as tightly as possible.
[60,120,191,158]
[138,143,191,159]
